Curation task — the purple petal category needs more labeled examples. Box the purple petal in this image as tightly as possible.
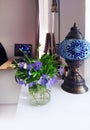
[18,62,25,68]
[58,66,65,76]
[38,75,48,86]
[33,61,42,70]
[27,64,33,69]
[16,78,26,86]
[28,82,36,87]
[46,76,57,88]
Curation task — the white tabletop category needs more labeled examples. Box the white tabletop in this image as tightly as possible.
[16,79,90,130]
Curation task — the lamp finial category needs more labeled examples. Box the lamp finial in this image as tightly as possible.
[66,23,84,39]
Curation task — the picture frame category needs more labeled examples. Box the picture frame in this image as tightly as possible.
[14,43,32,57]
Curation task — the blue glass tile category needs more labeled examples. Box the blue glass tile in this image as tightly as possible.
[58,39,90,60]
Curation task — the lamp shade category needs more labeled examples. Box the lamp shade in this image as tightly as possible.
[58,23,90,60]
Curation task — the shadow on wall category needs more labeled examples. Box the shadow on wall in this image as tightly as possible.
[0,42,8,65]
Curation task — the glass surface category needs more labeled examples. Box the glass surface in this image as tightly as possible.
[29,87,51,106]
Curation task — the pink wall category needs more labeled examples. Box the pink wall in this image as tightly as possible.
[0,0,37,58]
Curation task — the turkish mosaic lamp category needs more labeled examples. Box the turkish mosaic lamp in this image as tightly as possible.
[58,23,90,94]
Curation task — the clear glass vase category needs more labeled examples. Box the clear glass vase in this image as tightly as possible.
[28,85,51,106]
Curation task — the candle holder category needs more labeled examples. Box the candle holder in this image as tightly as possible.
[58,23,90,94]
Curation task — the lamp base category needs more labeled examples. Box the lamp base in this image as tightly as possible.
[61,71,88,94]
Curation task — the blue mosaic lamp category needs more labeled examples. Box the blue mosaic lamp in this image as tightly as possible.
[58,23,90,94]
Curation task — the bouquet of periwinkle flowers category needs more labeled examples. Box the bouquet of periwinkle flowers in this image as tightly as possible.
[13,51,65,105]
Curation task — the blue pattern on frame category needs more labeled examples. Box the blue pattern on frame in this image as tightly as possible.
[58,39,90,60]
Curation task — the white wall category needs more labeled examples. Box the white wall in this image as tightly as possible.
[0,0,38,104]
[0,70,21,104]
[48,0,85,43]
[39,0,49,56]
[84,0,90,80]
[0,0,37,58]
[60,0,85,42]
[85,0,90,41]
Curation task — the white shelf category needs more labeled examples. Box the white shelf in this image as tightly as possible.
[16,80,90,130]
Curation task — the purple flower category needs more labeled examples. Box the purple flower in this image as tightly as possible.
[33,61,42,70]
[27,64,33,70]
[16,78,26,86]
[42,74,47,78]
[28,82,36,87]
[58,66,65,76]
[38,74,48,86]
[51,75,57,84]
[28,71,32,78]
[18,62,25,68]
[46,76,57,88]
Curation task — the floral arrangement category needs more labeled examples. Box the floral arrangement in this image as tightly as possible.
[13,50,65,105]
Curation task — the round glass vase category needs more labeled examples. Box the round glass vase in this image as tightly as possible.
[28,85,51,106]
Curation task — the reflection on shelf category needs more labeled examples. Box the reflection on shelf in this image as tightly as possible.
[0,59,15,70]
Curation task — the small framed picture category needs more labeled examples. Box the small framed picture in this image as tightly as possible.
[14,43,32,57]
